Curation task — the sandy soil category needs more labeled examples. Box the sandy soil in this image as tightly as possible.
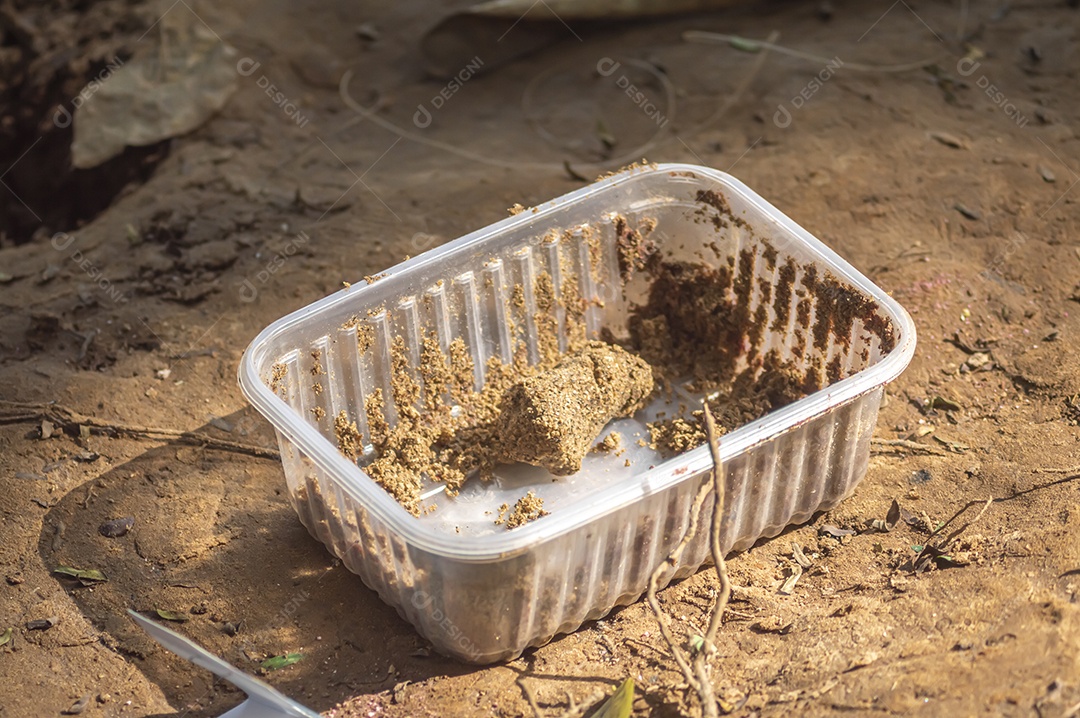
[1,1,1079,716]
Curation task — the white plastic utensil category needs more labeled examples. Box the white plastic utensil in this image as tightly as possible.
[128,610,319,718]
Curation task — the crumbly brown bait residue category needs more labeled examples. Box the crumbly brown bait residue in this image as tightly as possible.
[695,188,750,231]
[357,323,373,355]
[646,354,805,458]
[312,382,324,395]
[311,406,325,421]
[504,491,549,529]
[448,337,475,397]
[594,431,622,453]
[311,348,324,375]
[420,334,451,412]
[584,225,604,288]
[321,199,899,522]
[496,341,653,475]
[772,258,797,332]
[561,273,587,346]
[269,362,287,395]
[594,159,658,182]
[534,272,560,366]
[335,410,363,460]
[648,416,706,455]
[628,260,737,384]
[614,214,658,283]
[364,387,390,446]
[390,335,421,417]
[341,316,375,355]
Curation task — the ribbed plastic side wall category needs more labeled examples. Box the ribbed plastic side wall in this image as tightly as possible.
[267,207,893,663]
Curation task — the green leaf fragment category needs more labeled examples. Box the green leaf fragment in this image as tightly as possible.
[592,677,634,718]
[0,627,12,647]
[727,36,762,53]
[155,609,188,622]
[689,634,705,653]
[53,566,107,582]
[261,653,304,671]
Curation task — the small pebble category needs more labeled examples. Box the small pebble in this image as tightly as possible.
[99,516,135,538]
[929,131,967,149]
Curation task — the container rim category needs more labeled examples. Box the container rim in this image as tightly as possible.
[238,163,917,562]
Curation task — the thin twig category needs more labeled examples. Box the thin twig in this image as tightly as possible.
[683,31,943,73]
[694,404,729,718]
[870,438,947,456]
[1032,465,1080,475]
[701,404,730,649]
[926,497,992,545]
[912,497,993,572]
[516,677,543,718]
[556,689,605,718]
[937,497,993,548]
[645,477,710,695]
[0,401,279,460]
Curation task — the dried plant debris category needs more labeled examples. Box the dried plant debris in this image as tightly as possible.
[61,695,91,715]
[497,341,653,475]
[868,499,902,533]
[904,497,993,573]
[504,491,549,529]
[26,616,59,631]
[53,566,107,584]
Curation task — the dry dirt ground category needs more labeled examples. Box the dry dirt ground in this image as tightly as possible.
[2,0,1080,716]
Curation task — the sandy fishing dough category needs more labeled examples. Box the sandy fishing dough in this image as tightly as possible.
[495,340,654,475]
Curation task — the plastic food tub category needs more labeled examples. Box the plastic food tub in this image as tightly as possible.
[239,163,916,663]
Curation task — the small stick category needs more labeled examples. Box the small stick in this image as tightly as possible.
[516,677,543,718]
[0,400,279,460]
[700,404,730,651]
[1032,465,1080,475]
[926,497,992,545]
[645,478,710,694]
[870,438,947,456]
[695,403,729,718]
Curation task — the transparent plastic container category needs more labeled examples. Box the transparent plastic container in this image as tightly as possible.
[238,163,916,663]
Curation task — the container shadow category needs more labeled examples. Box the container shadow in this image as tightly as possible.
[37,408,478,718]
